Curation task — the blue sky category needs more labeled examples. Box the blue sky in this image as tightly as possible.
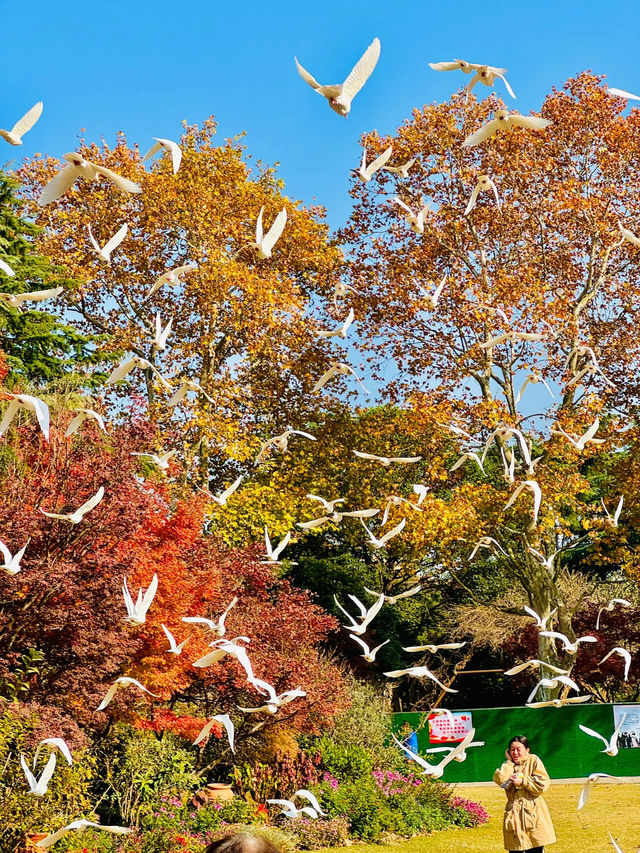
[3,0,639,231]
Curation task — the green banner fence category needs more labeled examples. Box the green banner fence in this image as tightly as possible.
[392,704,640,782]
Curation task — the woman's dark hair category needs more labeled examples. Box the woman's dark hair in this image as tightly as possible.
[205,834,282,853]
[508,735,531,750]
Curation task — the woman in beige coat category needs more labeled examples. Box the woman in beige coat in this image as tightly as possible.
[493,735,556,852]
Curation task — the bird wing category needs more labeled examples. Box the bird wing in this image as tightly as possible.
[341,37,381,99]
[462,119,501,147]
[539,631,569,648]
[504,661,532,676]
[38,165,81,205]
[295,57,322,90]
[347,594,368,618]
[508,115,553,132]
[496,73,516,99]
[101,222,128,256]
[94,164,142,194]
[289,429,316,441]
[577,779,591,810]
[0,399,21,438]
[389,456,422,464]
[262,208,288,255]
[142,140,163,162]
[391,732,431,769]
[608,86,640,100]
[36,751,58,792]
[353,450,381,461]
[140,573,159,615]
[154,137,182,173]
[298,516,329,530]
[218,475,243,502]
[441,727,477,766]
[161,624,177,650]
[107,359,137,384]
[10,101,43,139]
[378,516,407,545]
[96,683,119,711]
[341,508,379,518]
[365,146,393,178]
[0,257,15,276]
[193,718,216,744]
[271,531,291,561]
[87,224,101,252]
[19,394,50,440]
[76,486,105,518]
[579,724,609,748]
[21,753,39,790]
[504,483,525,510]
[464,182,482,216]
[312,366,336,391]
[429,61,462,72]
[213,713,235,752]
[295,789,324,814]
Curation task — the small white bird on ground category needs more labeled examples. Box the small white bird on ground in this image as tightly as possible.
[122,574,158,625]
[142,137,182,174]
[392,727,476,777]
[65,408,107,437]
[538,631,597,654]
[361,517,407,548]
[0,286,63,310]
[313,361,369,393]
[96,677,158,711]
[384,158,416,177]
[193,714,235,752]
[504,659,569,677]
[526,675,580,705]
[463,111,552,147]
[295,37,380,117]
[131,449,176,470]
[151,314,173,350]
[599,647,632,681]
[354,450,422,466]
[393,196,429,234]
[198,475,244,506]
[349,634,390,662]
[577,773,616,810]
[552,417,605,450]
[317,308,355,339]
[579,716,626,756]
[87,223,128,263]
[384,665,458,693]
[0,538,29,575]
[106,357,173,391]
[146,264,198,299]
[38,153,141,205]
[403,641,466,653]
[183,597,238,638]
[523,606,557,630]
[21,752,57,796]
[264,527,292,563]
[41,486,105,524]
[334,593,385,635]
[0,102,43,145]
[167,379,214,407]
[0,393,50,441]
[35,820,132,849]
[464,175,501,216]
[254,429,316,465]
[355,146,393,182]
[161,624,191,655]
[600,498,624,530]
[249,206,287,259]
[32,738,73,767]
[504,481,542,526]
[364,584,422,605]
[596,596,631,628]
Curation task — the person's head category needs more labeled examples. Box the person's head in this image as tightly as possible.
[205,834,282,853]
[507,735,531,762]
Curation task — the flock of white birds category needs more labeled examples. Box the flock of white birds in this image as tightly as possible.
[0,36,639,849]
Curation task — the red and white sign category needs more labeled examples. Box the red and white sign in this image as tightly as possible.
[427,711,473,743]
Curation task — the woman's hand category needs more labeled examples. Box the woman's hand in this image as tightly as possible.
[510,773,524,787]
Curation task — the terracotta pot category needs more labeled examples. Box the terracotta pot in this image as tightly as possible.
[192,782,235,810]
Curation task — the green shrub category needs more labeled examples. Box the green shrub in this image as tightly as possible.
[312,737,373,782]
[320,778,400,841]
[286,816,351,850]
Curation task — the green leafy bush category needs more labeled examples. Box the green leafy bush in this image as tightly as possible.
[311,737,373,782]
[229,751,320,802]
[286,816,351,850]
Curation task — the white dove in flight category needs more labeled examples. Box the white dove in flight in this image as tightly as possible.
[419,275,447,309]
[0,538,29,575]
[403,641,466,653]
[183,596,239,638]
[333,280,361,308]
[599,647,632,681]
[38,153,141,205]
[250,206,287,259]
[577,773,616,811]
[96,676,158,711]
[504,480,542,526]
[462,110,552,148]
[393,196,429,234]
[384,665,458,692]
[266,799,318,820]
[596,596,630,628]
[35,820,132,849]
[468,537,507,561]
[192,637,253,675]
[364,585,422,605]
[167,379,214,407]
[479,329,545,350]
[41,486,105,524]
[566,362,616,390]
[429,58,479,75]
[539,630,597,654]
[526,675,580,705]
[504,659,569,676]
[142,137,182,174]
[151,314,173,350]
[526,695,591,709]
[146,264,198,299]
[0,393,50,441]
[425,738,485,762]
[384,157,416,178]
[264,527,292,563]
[131,449,176,470]
[523,606,557,630]
[317,307,355,339]
[106,357,173,391]
[240,679,306,715]
[619,223,640,248]
[122,573,158,625]
[194,714,236,752]
[608,87,640,101]
[198,475,244,506]
[161,624,191,655]
[450,451,485,475]
[65,408,107,437]
[349,634,390,662]
[515,372,554,405]
[32,737,73,767]
[354,450,422,466]
[334,592,385,635]
[579,716,626,757]
[467,64,516,99]
[380,495,423,526]
[391,727,477,777]
[87,222,128,263]
[295,790,327,816]
[0,286,63,310]
[0,101,43,145]
[297,506,379,530]
[254,429,316,465]
[552,417,605,450]
[412,484,429,505]
[600,497,624,530]
[313,361,369,394]
[464,174,501,215]
[295,37,380,117]
[361,517,407,549]
[355,146,393,182]
[21,752,57,796]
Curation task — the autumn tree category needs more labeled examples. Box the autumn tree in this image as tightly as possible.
[334,72,640,696]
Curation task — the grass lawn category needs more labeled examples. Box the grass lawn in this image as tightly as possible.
[324,782,640,853]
